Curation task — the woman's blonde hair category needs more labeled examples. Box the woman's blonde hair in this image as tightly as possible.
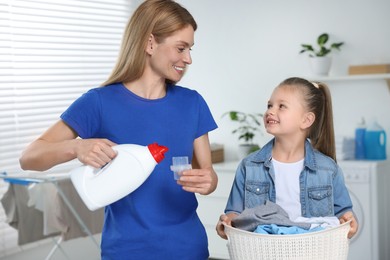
[278,77,336,161]
[102,0,197,86]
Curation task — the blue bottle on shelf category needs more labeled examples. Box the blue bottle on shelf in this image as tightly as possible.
[354,118,366,160]
[364,119,387,160]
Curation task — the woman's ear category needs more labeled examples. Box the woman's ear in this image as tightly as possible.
[302,112,315,129]
[145,34,155,55]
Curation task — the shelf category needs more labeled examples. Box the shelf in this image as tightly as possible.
[310,73,390,91]
[311,73,390,81]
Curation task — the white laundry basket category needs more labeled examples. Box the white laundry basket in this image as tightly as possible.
[223,221,351,260]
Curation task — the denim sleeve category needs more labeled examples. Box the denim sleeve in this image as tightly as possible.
[333,165,353,218]
[225,162,246,214]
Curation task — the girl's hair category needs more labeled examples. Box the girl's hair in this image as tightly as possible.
[102,0,197,86]
[279,77,336,161]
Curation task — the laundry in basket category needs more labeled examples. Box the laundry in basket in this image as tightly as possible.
[223,220,351,260]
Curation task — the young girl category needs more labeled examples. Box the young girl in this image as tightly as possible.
[216,77,358,239]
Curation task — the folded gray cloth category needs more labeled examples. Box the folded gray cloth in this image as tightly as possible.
[232,200,311,231]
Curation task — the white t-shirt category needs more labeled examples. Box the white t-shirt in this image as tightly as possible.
[272,158,304,220]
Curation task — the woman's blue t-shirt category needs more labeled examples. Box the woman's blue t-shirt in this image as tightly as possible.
[61,83,217,260]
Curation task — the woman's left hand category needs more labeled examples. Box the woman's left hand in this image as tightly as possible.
[339,211,358,239]
[177,167,217,195]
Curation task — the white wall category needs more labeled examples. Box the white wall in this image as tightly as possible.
[176,0,390,161]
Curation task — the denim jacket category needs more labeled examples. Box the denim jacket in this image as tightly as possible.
[225,138,353,218]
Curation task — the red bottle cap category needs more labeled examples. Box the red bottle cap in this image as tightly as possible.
[147,143,169,163]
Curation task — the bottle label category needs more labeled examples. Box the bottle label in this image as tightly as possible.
[364,130,387,160]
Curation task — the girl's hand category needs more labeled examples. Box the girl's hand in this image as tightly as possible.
[216,213,238,240]
[339,211,358,239]
[177,167,217,195]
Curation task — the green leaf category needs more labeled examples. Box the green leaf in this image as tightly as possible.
[229,111,239,121]
[301,44,313,49]
[317,33,329,46]
[331,42,344,50]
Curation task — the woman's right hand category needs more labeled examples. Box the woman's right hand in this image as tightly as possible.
[216,213,238,240]
[20,120,117,171]
[75,138,117,168]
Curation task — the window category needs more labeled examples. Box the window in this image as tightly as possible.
[0,0,132,256]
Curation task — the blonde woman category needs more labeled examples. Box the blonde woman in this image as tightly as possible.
[20,1,218,259]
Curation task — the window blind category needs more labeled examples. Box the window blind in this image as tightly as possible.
[0,0,132,256]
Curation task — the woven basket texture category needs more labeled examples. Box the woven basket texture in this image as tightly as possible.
[224,221,351,260]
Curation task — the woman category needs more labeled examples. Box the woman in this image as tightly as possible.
[20,1,218,259]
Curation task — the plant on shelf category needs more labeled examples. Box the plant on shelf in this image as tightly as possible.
[222,111,263,156]
[299,33,344,76]
[299,33,344,57]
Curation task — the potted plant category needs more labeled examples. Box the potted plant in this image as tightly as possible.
[299,33,344,75]
[222,111,263,158]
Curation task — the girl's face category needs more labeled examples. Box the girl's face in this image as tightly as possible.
[264,85,312,138]
[147,25,194,83]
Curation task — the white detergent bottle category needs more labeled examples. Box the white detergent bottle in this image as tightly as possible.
[70,143,168,211]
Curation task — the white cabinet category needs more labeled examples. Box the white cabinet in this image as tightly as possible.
[196,161,239,260]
